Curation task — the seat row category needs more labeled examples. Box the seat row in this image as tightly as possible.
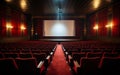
[72,57,120,75]
[62,45,120,75]
[0,44,57,75]
[0,57,45,75]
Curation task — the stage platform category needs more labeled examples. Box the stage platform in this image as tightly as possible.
[39,39,82,42]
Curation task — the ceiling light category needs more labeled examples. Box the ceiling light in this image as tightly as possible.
[93,0,101,9]
[5,0,12,2]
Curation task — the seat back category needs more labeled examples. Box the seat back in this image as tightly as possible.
[19,53,32,58]
[72,52,86,64]
[80,57,100,75]
[87,52,103,58]
[4,53,19,58]
[0,58,18,75]
[103,52,119,57]
[33,53,47,64]
[99,57,120,75]
[15,58,38,75]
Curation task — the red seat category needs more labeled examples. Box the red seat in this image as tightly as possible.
[32,53,47,64]
[73,57,100,75]
[15,58,45,75]
[0,58,18,75]
[72,52,86,64]
[80,57,101,75]
[99,57,120,75]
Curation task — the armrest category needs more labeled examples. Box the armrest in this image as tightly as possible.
[37,61,44,68]
[44,55,51,68]
[65,52,68,55]
[37,61,45,73]
[68,55,74,67]
[46,55,50,60]
[50,52,53,61]
[68,55,72,59]
[68,55,73,63]
[65,52,68,61]
[63,47,66,52]
[50,52,53,56]
[74,61,80,67]
[52,45,57,52]
[73,61,80,73]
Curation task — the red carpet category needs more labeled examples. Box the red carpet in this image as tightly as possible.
[46,44,73,75]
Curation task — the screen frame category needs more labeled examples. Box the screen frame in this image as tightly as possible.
[43,20,76,38]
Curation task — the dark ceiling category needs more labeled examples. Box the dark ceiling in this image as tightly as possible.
[1,0,120,17]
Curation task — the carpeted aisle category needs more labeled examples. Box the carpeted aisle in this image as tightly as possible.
[46,44,72,75]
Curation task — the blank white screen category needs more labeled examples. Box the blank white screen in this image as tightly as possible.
[44,20,75,36]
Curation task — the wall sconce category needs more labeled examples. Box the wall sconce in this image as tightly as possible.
[93,0,101,9]
[105,22,113,37]
[105,21,113,28]
[21,25,26,30]
[93,25,99,37]
[93,25,99,30]
[6,22,13,29]
[6,22,13,36]
[20,25,26,36]
[105,24,113,28]
[5,0,12,3]
[20,0,27,11]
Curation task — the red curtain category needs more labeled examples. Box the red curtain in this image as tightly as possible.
[33,19,43,38]
[11,10,21,36]
[88,14,96,37]
[22,15,28,36]
[98,8,108,37]
[75,19,84,38]
[0,5,6,37]
[11,10,27,37]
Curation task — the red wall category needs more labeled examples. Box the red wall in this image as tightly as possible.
[87,14,96,37]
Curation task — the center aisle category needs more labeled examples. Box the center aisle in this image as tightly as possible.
[45,44,73,75]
